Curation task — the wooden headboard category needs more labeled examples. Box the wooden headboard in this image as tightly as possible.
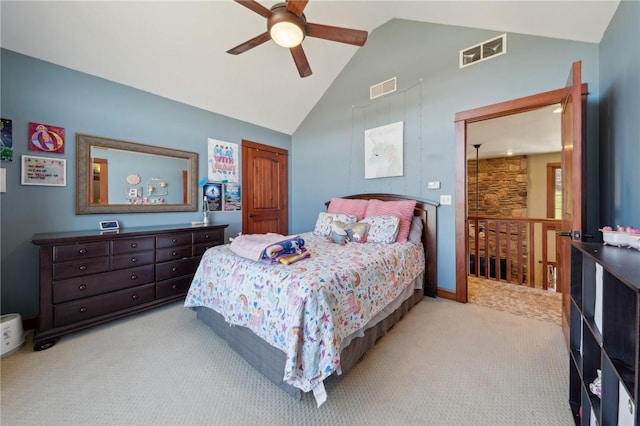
[325,193,438,297]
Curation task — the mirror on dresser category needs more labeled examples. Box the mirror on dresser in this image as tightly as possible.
[76,133,199,214]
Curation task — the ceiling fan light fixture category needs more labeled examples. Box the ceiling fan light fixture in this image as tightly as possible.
[268,5,306,48]
[270,20,305,47]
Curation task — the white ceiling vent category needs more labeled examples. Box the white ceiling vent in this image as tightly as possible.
[460,34,507,68]
[370,77,397,100]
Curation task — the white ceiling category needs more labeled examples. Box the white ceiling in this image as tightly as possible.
[1,1,619,137]
[467,104,562,159]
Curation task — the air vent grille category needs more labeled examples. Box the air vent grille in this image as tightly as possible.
[460,34,507,68]
[370,77,397,100]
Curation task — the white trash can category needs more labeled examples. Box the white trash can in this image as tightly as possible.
[1,313,25,357]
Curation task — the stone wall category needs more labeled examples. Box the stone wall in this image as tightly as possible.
[468,155,529,282]
[468,155,528,217]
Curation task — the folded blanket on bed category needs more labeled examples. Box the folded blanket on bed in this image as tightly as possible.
[263,237,306,259]
[276,248,310,265]
[230,233,307,262]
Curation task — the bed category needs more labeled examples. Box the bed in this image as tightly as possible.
[184,193,438,404]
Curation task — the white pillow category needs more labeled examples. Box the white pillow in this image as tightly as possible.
[313,212,357,237]
[361,215,400,244]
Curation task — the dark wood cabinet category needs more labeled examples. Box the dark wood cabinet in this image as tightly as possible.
[32,223,227,350]
[569,242,639,425]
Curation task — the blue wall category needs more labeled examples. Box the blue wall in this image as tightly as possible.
[291,19,600,292]
[599,0,640,229]
[0,49,291,316]
[3,3,639,316]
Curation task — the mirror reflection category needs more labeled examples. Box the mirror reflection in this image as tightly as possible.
[76,134,198,214]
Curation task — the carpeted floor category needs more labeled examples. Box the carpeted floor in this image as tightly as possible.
[467,276,563,326]
[1,297,573,425]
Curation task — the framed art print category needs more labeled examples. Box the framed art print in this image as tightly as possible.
[21,155,66,186]
[29,122,65,154]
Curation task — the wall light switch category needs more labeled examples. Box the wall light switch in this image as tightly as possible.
[440,195,452,205]
[427,181,441,189]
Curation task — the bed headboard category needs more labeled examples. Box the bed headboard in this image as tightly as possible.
[324,193,438,297]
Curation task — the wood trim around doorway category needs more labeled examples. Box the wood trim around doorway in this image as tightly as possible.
[453,84,588,303]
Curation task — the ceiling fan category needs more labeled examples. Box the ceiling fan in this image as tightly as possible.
[227,0,368,78]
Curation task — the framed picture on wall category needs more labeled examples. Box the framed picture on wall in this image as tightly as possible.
[20,155,66,186]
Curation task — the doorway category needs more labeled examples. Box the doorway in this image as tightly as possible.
[454,82,586,304]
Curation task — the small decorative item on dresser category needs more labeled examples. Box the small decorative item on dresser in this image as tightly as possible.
[99,220,119,231]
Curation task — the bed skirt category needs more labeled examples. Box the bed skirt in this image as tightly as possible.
[193,288,424,400]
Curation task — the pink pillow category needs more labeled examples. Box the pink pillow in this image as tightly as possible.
[364,199,416,243]
[327,198,369,221]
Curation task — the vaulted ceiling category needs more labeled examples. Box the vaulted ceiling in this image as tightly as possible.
[1,1,619,135]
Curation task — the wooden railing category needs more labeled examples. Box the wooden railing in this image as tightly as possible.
[468,216,561,290]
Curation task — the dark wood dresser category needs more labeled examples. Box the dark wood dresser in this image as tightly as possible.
[31,223,228,350]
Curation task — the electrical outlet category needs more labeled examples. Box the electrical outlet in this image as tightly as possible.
[440,195,452,205]
[427,181,440,189]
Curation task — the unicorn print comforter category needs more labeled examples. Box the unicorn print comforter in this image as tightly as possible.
[184,232,424,393]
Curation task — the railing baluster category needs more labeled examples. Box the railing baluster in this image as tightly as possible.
[529,221,536,287]
[505,220,512,283]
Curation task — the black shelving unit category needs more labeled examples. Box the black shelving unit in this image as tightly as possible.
[569,242,639,425]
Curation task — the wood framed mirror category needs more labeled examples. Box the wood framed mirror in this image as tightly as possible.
[76,133,198,214]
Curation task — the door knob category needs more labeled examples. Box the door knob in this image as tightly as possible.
[557,231,572,237]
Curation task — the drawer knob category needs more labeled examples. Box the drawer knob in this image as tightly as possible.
[78,284,87,291]
[131,274,138,280]
[132,294,138,300]
[78,265,87,271]
[130,257,137,263]
[79,307,87,313]
[172,238,177,243]
[172,284,177,289]
[205,235,210,239]
[131,243,138,248]
[172,267,177,272]
[172,251,177,256]
[78,248,88,254]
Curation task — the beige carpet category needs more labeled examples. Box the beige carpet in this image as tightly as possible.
[467,276,563,326]
[1,298,573,425]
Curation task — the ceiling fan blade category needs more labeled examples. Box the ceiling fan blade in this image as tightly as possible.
[227,32,271,55]
[290,45,312,78]
[234,0,272,18]
[306,23,368,46]
[286,0,309,17]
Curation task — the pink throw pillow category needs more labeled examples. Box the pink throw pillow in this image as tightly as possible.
[364,199,416,243]
[327,198,369,221]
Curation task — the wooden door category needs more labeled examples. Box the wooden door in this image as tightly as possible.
[559,61,586,343]
[241,140,288,235]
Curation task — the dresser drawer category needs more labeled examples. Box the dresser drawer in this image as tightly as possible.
[156,257,200,281]
[193,229,224,245]
[112,250,155,270]
[53,242,110,262]
[53,257,110,280]
[156,275,193,299]
[156,233,192,249]
[156,246,192,263]
[53,265,155,304]
[53,283,155,327]
[112,237,155,254]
